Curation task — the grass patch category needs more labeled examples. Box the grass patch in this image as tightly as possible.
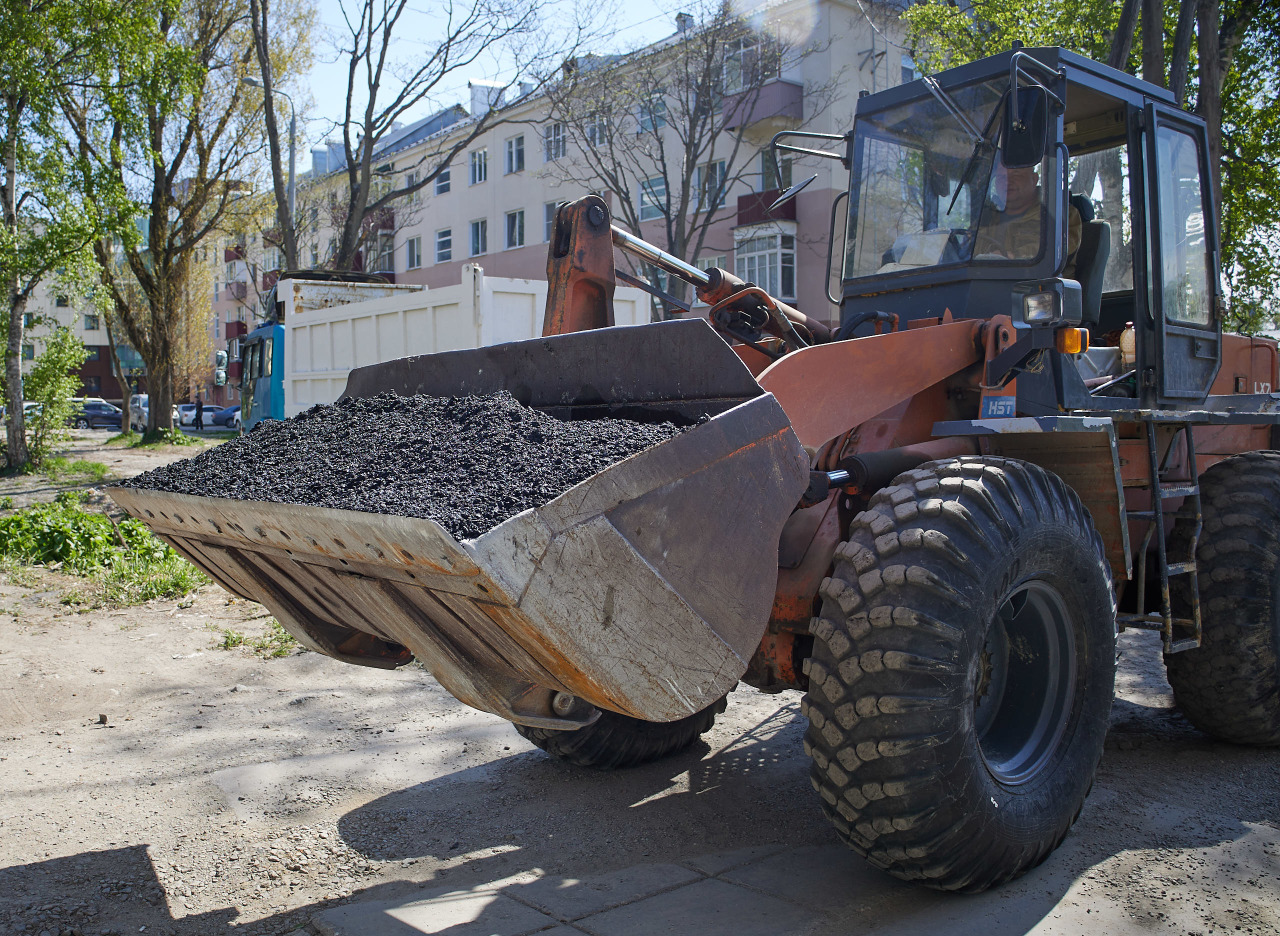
[39,456,110,483]
[106,428,202,449]
[216,619,300,658]
[1,492,208,607]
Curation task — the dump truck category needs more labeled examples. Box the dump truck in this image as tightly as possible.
[233,268,649,430]
[111,46,1280,893]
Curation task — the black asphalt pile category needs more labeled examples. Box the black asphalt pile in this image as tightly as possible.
[120,391,685,540]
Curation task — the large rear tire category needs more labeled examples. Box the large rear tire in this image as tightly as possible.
[514,696,728,770]
[803,457,1116,892]
[1166,451,1280,745]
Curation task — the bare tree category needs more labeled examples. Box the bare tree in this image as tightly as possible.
[542,1,836,316]
[306,0,582,272]
[64,0,298,433]
[246,0,316,271]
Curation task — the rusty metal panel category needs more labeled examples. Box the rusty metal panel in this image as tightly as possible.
[935,417,1131,580]
[110,392,808,727]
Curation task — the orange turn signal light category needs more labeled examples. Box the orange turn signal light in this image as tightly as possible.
[1055,327,1089,355]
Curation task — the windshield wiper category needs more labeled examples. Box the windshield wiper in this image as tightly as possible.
[923,76,985,146]
[945,93,1008,217]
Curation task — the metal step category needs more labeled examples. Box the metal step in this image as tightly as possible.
[1158,484,1198,499]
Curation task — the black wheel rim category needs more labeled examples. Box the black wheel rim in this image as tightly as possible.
[974,580,1077,785]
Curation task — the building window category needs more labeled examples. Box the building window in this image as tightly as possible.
[22,344,34,361]
[762,152,792,192]
[544,123,565,161]
[505,135,525,174]
[723,37,779,93]
[585,113,607,149]
[85,346,102,361]
[436,165,451,194]
[436,229,452,263]
[55,296,69,308]
[405,170,420,204]
[83,375,102,395]
[470,219,488,256]
[695,160,727,210]
[310,243,319,267]
[407,236,422,270]
[639,176,667,221]
[638,95,667,133]
[735,231,796,300]
[376,232,394,273]
[83,313,100,331]
[23,313,35,328]
[545,202,559,242]
[469,149,487,185]
[505,210,525,249]
[901,55,917,85]
[309,206,320,232]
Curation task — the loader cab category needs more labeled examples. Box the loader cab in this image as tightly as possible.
[839,46,1222,408]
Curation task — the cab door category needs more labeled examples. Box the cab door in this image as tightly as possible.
[1145,103,1221,403]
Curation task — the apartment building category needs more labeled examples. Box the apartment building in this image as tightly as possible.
[17,281,137,401]
[333,0,913,325]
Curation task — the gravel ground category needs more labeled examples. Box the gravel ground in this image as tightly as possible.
[0,436,1277,936]
[121,393,684,539]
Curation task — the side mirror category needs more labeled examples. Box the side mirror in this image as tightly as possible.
[768,174,817,214]
[1001,86,1049,169]
[215,350,228,368]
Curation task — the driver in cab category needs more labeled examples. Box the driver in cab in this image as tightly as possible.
[975,161,1082,275]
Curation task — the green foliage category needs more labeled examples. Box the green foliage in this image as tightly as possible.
[1219,4,1280,333]
[902,0,1120,73]
[22,328,87,467]
[0,492,207,605]
[39,457,109,482]
[0,491,157,572]
[216,618,300,658]
[0,497,12,510]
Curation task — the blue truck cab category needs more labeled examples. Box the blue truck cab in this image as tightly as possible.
[239,321,285,431]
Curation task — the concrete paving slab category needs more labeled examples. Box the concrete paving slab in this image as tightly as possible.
[311,887,559,936]
[572,877,823,936]
[512,862,702,920]
[684,843,789,877]
[719,843,911,916]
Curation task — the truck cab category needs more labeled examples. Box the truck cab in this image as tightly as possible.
[838,46,1223,411]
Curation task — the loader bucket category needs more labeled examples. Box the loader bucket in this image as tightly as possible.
[110,320,809,727]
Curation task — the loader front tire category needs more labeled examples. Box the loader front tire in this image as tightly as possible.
[803,457,1116,892]
[514,696,728,770]
[1165,451,1280,745]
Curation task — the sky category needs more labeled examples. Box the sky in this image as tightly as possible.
[295,0,693,153]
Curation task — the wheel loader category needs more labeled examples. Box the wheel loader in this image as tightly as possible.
[111,46,1280,892]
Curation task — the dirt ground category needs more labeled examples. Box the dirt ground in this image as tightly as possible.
[0,433,1277,936]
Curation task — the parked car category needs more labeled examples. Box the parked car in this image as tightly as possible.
[69,400,123,430]
[128,394,180,431]
[177,404,198,426]
[211,405,242,430]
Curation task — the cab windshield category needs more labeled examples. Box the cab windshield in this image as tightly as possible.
[845,79,1053,279]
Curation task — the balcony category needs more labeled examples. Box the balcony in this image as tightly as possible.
[225,320,248,341]
[224,244,246,263]
[722,79,803,135]
[227,360,242,382]
[228,281,248,301]
[737,188,796,228]
[262,269,279,291]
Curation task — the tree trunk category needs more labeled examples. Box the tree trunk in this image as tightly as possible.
[1143,0,1166,86]
[1109,0,1141,69]
[249,0,299,271]
[1168,0,1199,104]
[1198,0,1224,211]
[3,110,29,469]
[103,312,134,431]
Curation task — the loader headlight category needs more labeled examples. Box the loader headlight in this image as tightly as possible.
[1012,279,1082,328]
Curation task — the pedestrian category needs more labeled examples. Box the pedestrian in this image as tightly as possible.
[195,395,204,431]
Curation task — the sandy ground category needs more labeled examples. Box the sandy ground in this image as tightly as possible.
[0,433,1277,936]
